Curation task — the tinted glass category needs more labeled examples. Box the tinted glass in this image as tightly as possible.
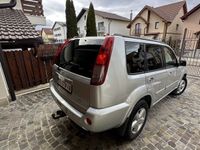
[125,42,145,74]
[146,44,164,71]
[163,47,177,67]
[58,39,104,78]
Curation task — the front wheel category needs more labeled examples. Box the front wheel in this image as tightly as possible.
[172,78,187,95]
[125,100,148,140]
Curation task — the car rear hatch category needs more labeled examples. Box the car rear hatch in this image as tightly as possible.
[52,37,105,113]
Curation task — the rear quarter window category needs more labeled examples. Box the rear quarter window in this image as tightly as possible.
[125,41,145,74]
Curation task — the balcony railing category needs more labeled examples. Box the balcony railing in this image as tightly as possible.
[21,0,44,16]
[132,29,142,36]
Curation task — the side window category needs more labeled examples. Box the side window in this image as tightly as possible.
[125,42,145,74]
[146,44,164,71]
[163,47,177,67]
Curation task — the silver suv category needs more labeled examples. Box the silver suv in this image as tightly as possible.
[50,35,187,140]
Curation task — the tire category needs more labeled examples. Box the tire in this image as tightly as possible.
[172,78,187,95]
[124,100,148,140]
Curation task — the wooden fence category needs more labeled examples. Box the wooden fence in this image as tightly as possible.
[3,44,60,91]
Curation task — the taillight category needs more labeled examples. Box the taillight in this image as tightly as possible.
[91,36,114,85]
[53,40,71,64]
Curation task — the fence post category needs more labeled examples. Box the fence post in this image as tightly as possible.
[0,43,16,101]
[179,28,187,62]
[193,35,200,58]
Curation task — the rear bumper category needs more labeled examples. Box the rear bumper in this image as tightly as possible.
[50,81,129,132]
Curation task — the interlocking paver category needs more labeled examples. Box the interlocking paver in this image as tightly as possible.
[0,78,200,150]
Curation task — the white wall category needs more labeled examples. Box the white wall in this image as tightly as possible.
[0,63,9,106]
[53,23,67,43]
[77,10,129,37]
[26,15,46,26]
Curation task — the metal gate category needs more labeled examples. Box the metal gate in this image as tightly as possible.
[179,29,200,77]
[166,29,200,78]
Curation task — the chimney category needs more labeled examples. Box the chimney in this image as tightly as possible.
[130,10,133,21]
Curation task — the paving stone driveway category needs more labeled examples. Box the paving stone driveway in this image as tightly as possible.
[1,78,200,150]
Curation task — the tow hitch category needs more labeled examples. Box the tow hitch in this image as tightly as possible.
[52,110,66,119]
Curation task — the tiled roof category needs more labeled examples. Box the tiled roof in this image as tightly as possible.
[42,28,53,35]
[0,8,40,41]
[52,21,66,30]
[128,1,187,28]
[56,22,66,26]
[77,8,130,22]
[153,1,187,22]
[181,3,200,20]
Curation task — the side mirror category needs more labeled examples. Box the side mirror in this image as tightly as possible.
[179,60,186,66]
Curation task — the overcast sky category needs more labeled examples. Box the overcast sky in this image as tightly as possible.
[42,0,199,27]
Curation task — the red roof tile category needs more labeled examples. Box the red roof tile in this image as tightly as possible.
[128,1,187,28]
[181,3,200,20]
[0,8,40,41]
[42,28,53,35]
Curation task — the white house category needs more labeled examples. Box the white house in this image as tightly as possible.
[77,8,130,37]
[52,22,67,43]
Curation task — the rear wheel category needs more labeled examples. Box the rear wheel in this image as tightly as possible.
[125,100,148,140]
[172,78,187,95]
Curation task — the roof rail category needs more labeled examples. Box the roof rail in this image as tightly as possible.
[113,34,164,44]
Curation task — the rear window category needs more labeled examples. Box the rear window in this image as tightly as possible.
[57,38,104,78]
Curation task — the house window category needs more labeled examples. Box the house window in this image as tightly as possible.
[155,22,159,29]
[98,22,104,31]
[176,24,179,31]
[84,15,86,20]
[77,27,80,34]
[135,23,141,35]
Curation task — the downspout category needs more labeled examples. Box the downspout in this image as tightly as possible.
[129,10,133,36]
[108,19,112,35]
[0,0,16,8]
[146,10,150,34]
[162,22,168,42]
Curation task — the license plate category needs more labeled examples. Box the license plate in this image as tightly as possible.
[57,75,73,94]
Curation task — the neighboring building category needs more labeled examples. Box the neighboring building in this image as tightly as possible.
[181,3,200,50]
[14,0,46,25]
[181,3,200,37]
[52,22,67,43]
[0,4,42,105]
[127,1,187,41]
[41,28,54,44]
[77,8,130,37]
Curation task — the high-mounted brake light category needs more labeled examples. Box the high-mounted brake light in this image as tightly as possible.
[53,40,71,64]
[91,36,114,85]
